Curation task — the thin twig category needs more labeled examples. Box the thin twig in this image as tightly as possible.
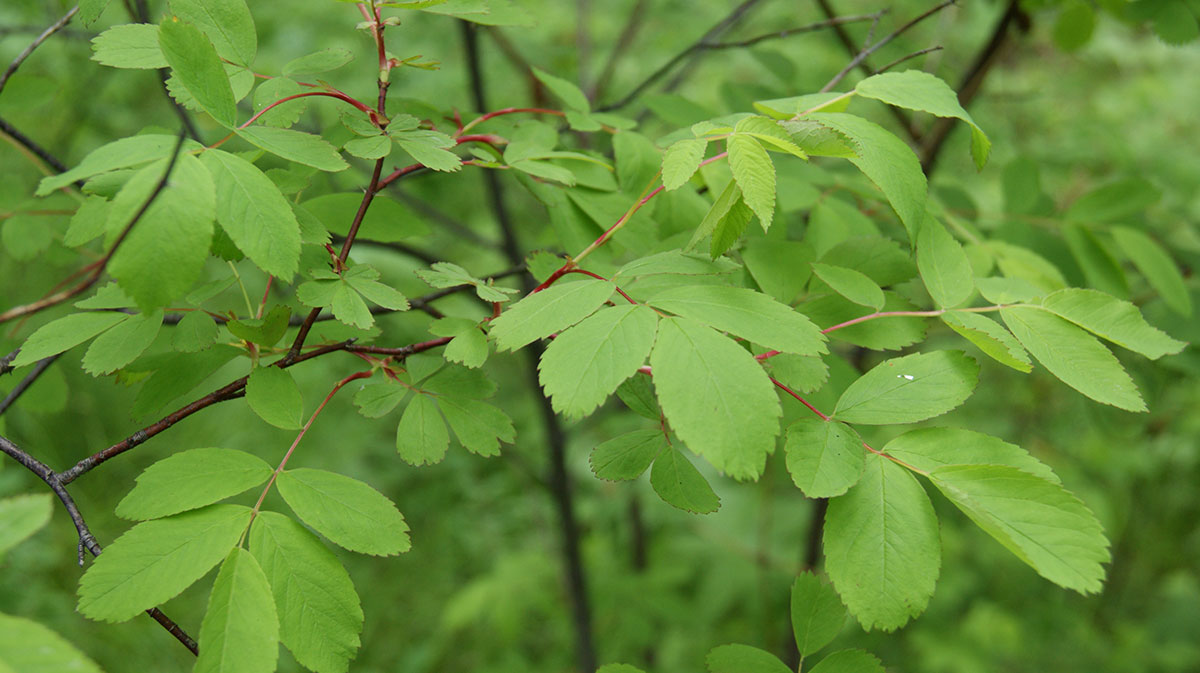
[0,5,78,96]
[877,44,943,74]
[0,354,60,416]
[821,0,958,93]
[0,115,70,174]
[590,0,651,102]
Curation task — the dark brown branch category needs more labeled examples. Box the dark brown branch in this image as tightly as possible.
[0,114,71,174]
[0,354,60,416]
[820,0,958,93]
[0,348,21,376]
[877,44,943,74]
[0,5,78,96]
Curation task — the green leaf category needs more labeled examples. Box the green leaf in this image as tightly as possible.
[615,376,661,420]
[395,394,449,466]
[437,397,515,456]
[1063,223,1128,298]
[974,276,1044,304]
[91,24,167,69]
[990,241,1068,293]
[651,445,721,514]
[811,263,884,310]
[784,419,864,498]
[0,494,54,556]
[824,455,940,631]
[422,364,496,399]
[613,131,660,192]
[742,239,814,304]
[416,262,518,302]
[832,351,979,425]
[276,468,410,556]
[940,312,1032,373]
[801,292,927,351]
[343,266,409,312]
[64,196,112,247]
[201,150,302,279]
[1039,288,1185,359]
[855,70,990,169]
[532,67,590,111]
[196,548,278,673]
[709,195,754,258]
[1065,178,1160,223]
[590,429,665,481]
[10,313,127,368]
[807,650,885,673]
[445,329,488,368]
[115,448,273,520]
[283,48,355,76]
[37,135,198,196]
[538,305,658,419]
[0,612,105,673]
[649,317,780,481]
[246,366,304,430]
[790,572,846,657]
[392,129,462,172]
[688,179,741,251]
[883,427,1059,483]
[82,310,163,375]
[79,0,112,25]
[131,347,239,421]
[489,278,614,351]
[917,218,974,308]
[173,310,219,352]
[727,135,776,230]
[1111,226,1191,315]
[237,126,349,172]
[662,138,707,191]
[303,193,426,242]
[171,0,257,66]
[159,17,237,127]
[330,282,374,329]
[646,284,826,355]
[77,504,252,622]
[705,644,791,673]
[344,135,392,159]
[1053,0,1096,51]
[929,465,1110,593]
[807,113,927,240]
[251,76,306,128]
[353,382,406,418]
[1000,306,1145,411]
[767,353,828,394]
[736,116,809,159]
[249,511,363,673]
[227,305,291,347]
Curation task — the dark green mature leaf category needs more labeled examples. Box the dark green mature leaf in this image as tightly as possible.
[917,218,974,308]
[10,313,126,368]
[237,126,349,172]
[650,317,781,481]
[82,310,163,375]
[249,511,363,673]
[539,305,658,418]
[196,548,278,673]
[883,427,1059,483]
[1001,307,1145,411]
[662,138,707,190]
[590,429,665,481]
[706,644,791,673]
[807,649,885,673]
[791,572,846,657]
[784,418,864,498]
[437,397,514,456]
[647,284,826,355]
[940,312,1032,373]
[201,150,302,279]
[0,612,105,673]
[227,305,291,347]
[615,376,661,420]
[395,394,449,466]
[489,278,614,351]
[1111,226,1191,315]
[91,24,167,69]
[38,135,199,196]
[276,469,410,556]
[0,494,54,556]
[650,446,720,514]
[1039,288,1185,359]
[116,448,273,520]
[929,465,1110,593]
[824,455,940,631]
[78,505,252,622]
[727,135,776,229]
[171,0,257,66]
[811,263,884,310]
[159,17,237,127]
[833,351,979,425]
[246,366,304,429]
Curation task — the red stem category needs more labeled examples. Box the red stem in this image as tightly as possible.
[239,91,378,129]
[565,269,638,304]
[771,377,830,421]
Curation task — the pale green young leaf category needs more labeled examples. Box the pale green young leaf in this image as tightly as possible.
[249,511,363,673]
[651,446,720,514]
[227,305,291,347]
[650,317,781,481]
[393,131,462,172]
[396,394,450,466]
[1000,306,1145,411]
[807,650,885,673]
[806,113,927,240]
[688,179,741,251]
[196,548,278,673]
[416,261,519,302]
[708,196,754,258]
[885,426,1059,482]
[1063,223,1128,298]
[37,135,198,196]
[741,239,814,304]
[855,70,990,169]
[283,48,355,76]
[10,313,126,368]
[173,310,219,352]
[811,263,884,310]
[590,429,666,481]
[488,278,614,351]
[445,329,488,368]
[343,274,409,312]
[824,455,940,631]
[929,465,1110,593]
[1039,288,1185,359]
[0,494,53,556]
[115,448,273,521]
[1111,226,1191,315]
[77,504,252,622]
[917,218,974,308]
[791,572,846,657]
[246,366,304,430]
[532,67,590,111]
[82,310,163,375]
[662,138,707,191]
[784,418,865,498]
[538,305,658,419]
[615,376,660,420]
[940,312,1032,373]
[170,0,257,66]
[237,126,349,172]
[91,24,167,69]
[437,397,514,456]
[330,282,374,329]
[646,284,826,355]
[705,644,791,673]
[159,18,237,127]
[201,149,302,280]
[727,135,776,230]
[833,351,979,425]
[0,612,105,673]
[276,468,410,556]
